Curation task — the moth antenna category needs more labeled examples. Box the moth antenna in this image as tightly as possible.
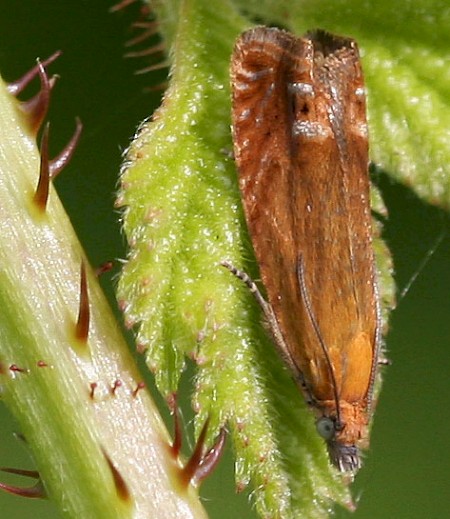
[297,256,342,428]
[75,261,90,343]
[220,260,315,401]
[49,117,83,179]
[220,261,269,314]
[124,42,166,58]
[33,122,50,211]
[0,468,45,499]
[101,449,131,502]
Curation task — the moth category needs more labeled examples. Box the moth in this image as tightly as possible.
[226,26,382,472]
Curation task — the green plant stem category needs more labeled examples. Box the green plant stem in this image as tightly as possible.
[0,77,207,518]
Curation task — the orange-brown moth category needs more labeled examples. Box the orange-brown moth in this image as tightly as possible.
[226,27,382,472]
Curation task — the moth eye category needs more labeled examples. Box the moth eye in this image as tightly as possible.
[316,417,335,440]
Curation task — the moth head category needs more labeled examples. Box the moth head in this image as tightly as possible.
[316,416,361,472]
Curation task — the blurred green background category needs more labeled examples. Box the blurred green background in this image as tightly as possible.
[0,1,448,518]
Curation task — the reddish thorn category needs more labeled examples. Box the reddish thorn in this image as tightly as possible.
[36,360,48,367]
[109,0,138,12]
[20,60,52,134]
[131,20,159,30]
[33,122,50,211]
[125,42,166,58]
[236,480,248,493]
[49,118,83,179]
[135,61,169,75]
[179,418,210,487]
[136,342,147,355]
[75,261,90,343]
[144,81,169,93]
[89,382,98,400]
[137,4,152,18]
[192,427,227,486]
[0,467,45,499]
[7,51,61,96]
[95,261,114,277]
[110,379,122,396]
[9,365,28,374]
[132,381,145,398]
[124,317,135,330]
[166,392,177,413]
[101,449,130,502]
[125,23,159,47]
[345,498,357,512]
[0,468,39,478]
[170,394,182,458]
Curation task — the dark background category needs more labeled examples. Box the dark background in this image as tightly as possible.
[0,1,448,518]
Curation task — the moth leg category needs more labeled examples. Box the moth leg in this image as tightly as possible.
[220,260,316,407]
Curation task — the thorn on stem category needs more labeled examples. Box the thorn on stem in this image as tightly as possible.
[9,365,28,374]
[144,81,169,93]
[101,449,131,502]
[124,42,166,58]
[0,467,45,499]
[132,381,146,398]
[95,261,114,277]
[49,117,83,179]
[33,118,82,212]
[33,123,50,211]
[135,60,169,75]
[89,382,98,400]
[109,0,138,12]
[110,379,122,396]
[19,60,53,134]
[170,394,182,459]
[75,261,90,343]
[125,22,159,47]
[173,411,227,488]
[191,427,226,486]
[7,51,61,96]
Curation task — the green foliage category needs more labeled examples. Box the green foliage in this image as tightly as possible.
[119,0,449,517]
[0,0,448,518]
